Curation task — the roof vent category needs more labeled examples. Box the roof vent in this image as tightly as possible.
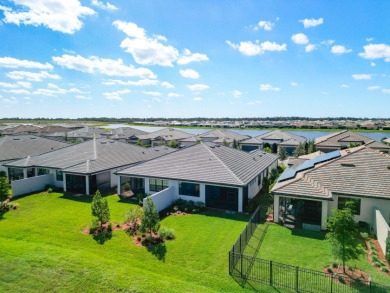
[341,163,355,167]
[100,141,107,144]
[109,141,115,143]
[13,138,20,140]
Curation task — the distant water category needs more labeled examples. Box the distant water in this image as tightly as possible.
[102,124,389,142]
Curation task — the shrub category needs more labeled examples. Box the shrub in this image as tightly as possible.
[137,236,141,241]
[327,268,333,274]
[338,276,345,283]
[332,263,338,268]
[373,261,381,267]
[46,188,53,193]
[358,221,371,233]
[122,182,131,191]
[371,250,377,256]
[6,202,19,210]
[142,233,146,238]
[136,193,147,206]
[159,227,175,240]
[89,219,99,234]
[371,255,379,262]
[381,267,389,273]
[108,222,112,232]
[360,232,369,240]
[145,235,154,243]
[386,239,390,263]
[124,206,143,229]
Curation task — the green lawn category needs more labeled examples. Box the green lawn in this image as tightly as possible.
[0,192,279,292]
[254,224,390,285]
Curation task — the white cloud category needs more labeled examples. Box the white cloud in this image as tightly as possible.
[161,81,174,88]
[254,20,274,31]
[113,20,179,67]
[247,100,262,105]
[233,90,242,98]
[2,89,30,95]
[305,44,317,52]
[179,69,199,79]
[341,84,349,88]
[299,18,323,28]
[0,82,19,88]
[0,57,53,69]
[152,97,161,102]
[52,54,156,78]
[368,86,380,90]
[2,97,18,104]
[366,38,374,42]
[91,0,118,11]
[143,91,162,96]
[290,82,298,86]
[16,81,32,88]
[320,91,328,94]
[382,89,390,93]
[321,40,335,46]
[177,49,209,65]
[331,45,352,54]
[68,88,84,93]
[226,40,286,56]
[75,95,92,100]
[193,97,203,101]
[103,89,131,100]
[352,74,372,80]
[168,92,182,97]
[291,33,309,45]
[187,84,209,91]
[259,84,280,91]
[0,0,95,34]
[24,97,31,100]
[358,44,390,62]
[7,71,61,81]
[103,79,159,86]
[370,62,376,67]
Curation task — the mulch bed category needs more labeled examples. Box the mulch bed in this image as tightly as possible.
[83,222,132,235]
[133,232,170,247]
[323,265,370,286]
[365,238,390,277]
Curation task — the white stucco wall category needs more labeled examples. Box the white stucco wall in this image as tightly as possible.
[11,174,54,197]
[375,209,390,256]
[49,169,64,188]
[144,186,176,212]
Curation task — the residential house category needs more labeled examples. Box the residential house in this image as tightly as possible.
[271,146,390,231]
[0,135,69,179]
[239,130,306,154]
[116,142,278,212]
[314,130,390,153]
[5,139,175,196]
[137,128,192,146]
[101,127,148,144]
[196,129,250,146]
[45,126,108,142]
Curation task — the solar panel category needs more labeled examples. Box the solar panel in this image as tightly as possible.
[278,150,341,182]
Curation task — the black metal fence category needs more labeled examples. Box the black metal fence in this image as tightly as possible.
[229,206,390,293]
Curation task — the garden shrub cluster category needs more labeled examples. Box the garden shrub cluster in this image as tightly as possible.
[44,184,63,193]
[168,198,206,215]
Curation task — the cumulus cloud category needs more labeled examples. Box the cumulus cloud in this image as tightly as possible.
[305,44,317,52]
[103,89,131,100]
[291,33,309,45]
[143,91,162,96]
[0,57,53,69]
[290,82,298,86]
[370,62,376,67]
[2,89,31,95]
[187,84,209,91]
[321,40,335,46]
[299,18,323,28]
[177,49,208,65]
[17,81,32,88]
[52,54,156,78]
[7,70,61,81]
[382,89,390,93]
[358,44,390,62]
[352,74,372,80]
[75,95,92,100]
[91,0,118,10]
[341,84,349,88]
[193,97,203,101]
[226,40,286,56]
[366,38,374,42]
[331,45,352,54]
[168,92,182,97]
[233,90,242,98]
[2,97,18,104]
[260,84,280,91]
[161,81,174,88]
[254,20,274,31]
[102,79,159,86]
[179,69,199,79]
[367,86,380,90]
[0,82,19,88]
[0,0,95,34]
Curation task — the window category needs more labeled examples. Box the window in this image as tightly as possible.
[179,182,200,197]
[258,173,262,186]
[37,168,50,176]
[338,197,361,215]
[56,170,63,181]
[149,179,169,192]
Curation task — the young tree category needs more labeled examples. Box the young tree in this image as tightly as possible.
[0,177,11,210]
[293,142,306,157]
[278,147,288,161]
[140,197,160,236]
[168,139,178,148]
[222,139,229,146]
[326,203,363,273]
[91,190,110,230]
[263,147,272,153]
[124,206,144,229]
[232,139,239,149]
[269,166,279,181]
[307,139,317,154]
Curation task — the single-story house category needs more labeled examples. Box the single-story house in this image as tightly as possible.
[179,136,199,148]
[239,130,306,154]
[196,129,250,146]
[101,127,148,144]
[5,139,175,196]
[314,130,390,154]
[0,124,42,135]
[116,142,278,212]
[137,128,193,146]
[0,135,69,179]
[271,146,390,231]
[44,126,108,142]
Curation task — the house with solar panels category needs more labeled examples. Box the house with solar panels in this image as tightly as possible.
[271,146,390,231]
[116,143,278,212]
[239,130,306,154]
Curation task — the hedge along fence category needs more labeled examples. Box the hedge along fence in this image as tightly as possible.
[229,206,390,293]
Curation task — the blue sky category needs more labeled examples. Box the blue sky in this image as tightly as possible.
[0,0,389,119]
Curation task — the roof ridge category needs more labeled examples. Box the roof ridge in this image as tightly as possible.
[201,143,244,185]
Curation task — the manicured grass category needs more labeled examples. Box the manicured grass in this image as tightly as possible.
[0,193,279,292]
[255,224,390,285]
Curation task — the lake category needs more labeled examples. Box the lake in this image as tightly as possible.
[102,124,389,142]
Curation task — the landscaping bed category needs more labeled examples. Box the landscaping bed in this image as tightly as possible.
[366,239,390,276]
[323,264,370,286]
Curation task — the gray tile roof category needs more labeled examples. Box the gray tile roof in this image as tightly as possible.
[271,146,390,200]
[6,139,176,174]
[46,127,108,140]
[117,142,278,187]
[103,127,148,139]
[137,128,193,141]
[0,135,69,162]
[197,129,250,142]
[0,125,42,135]
[240,130,306,146]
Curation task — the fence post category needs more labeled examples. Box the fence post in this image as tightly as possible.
[295,267,299,292]
[239,235,241,253]
[240,255,243,278]
[270,260,273,286]
[369,281,371,293]
[229,251,231,275]
[330,274,333,293]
